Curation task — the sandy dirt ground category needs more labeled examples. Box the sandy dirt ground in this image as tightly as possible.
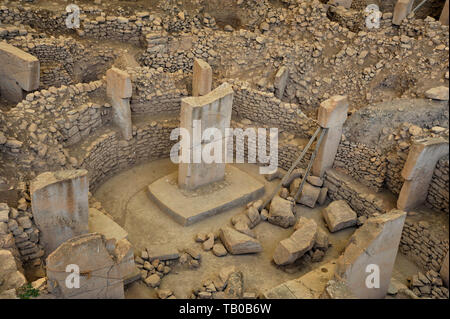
[94,158,420,299]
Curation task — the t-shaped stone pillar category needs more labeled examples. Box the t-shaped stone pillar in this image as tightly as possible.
[334,210,407,299]
[440,0,449,26]
[192,58,212,97]
[106,67,133,140]
[397,138,449,211]
[178,82,233,190]
[31,170,89,256]
[392,0,414,25]
[0,42,40,103]
[312,95,349,178]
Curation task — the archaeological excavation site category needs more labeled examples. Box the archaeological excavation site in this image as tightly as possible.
[0,0,449,304]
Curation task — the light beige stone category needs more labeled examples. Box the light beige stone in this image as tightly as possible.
[398,138,449,211]
[297,183,321,208]
[106,67,132,99]
[425,86,449,101]
[219,226,262,255]
[317,95,349,128]
[335,210,406,298]
[274,66,289,99]
[192,58,212,96]
[106,68,133,140]
[46,233,124,299]
[440,0,449,25]
[0,42,40,103]
[268,196,295,228]
[273,217,317,265]
[392,0,414,25]
[31,170,89,256]
[322,200,357,233]
[178,83,233,190]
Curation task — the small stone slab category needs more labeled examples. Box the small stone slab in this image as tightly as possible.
[219,226,262,255]
[322,200,357,233]
[146,244,180,261]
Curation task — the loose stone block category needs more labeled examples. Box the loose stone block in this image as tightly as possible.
[219,226,262,255]
[178,82,234,190]
[297,183,321,208]
[335,210,407,298]
[273,217,317,265]
[31,170,89,256]
[398,138,449,211]
[0,249,26,295]
[46,233,124,299]
[322,200,357,233]
[392,0,414,25]
[0,42,40,103]
[425,86,449,101]
[192,58,212,96]
[268,196,295,228]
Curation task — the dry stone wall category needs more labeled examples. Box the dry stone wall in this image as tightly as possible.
[400,218,449,272]
[334,140,387,192]
[426,156,449,214]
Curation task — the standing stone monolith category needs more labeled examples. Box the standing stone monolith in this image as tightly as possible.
[106,67,133,140]
[397,138,449,211]
[334,210,407,298]
[312,95,349,178]
[0,42,40,103]
[392,0,414,25]
[46,233,124,299]
[440,0,449,26]
[31,170,89,256]
[178,82,233,190]
[192,58,212,97]
[274,66,289,99]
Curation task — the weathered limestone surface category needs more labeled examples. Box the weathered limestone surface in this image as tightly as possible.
[393,0,414,25]
[46,233,124,299]
[264,261,337,298]
[88,208,128,241]
[322,200,357,233]
[329,0,352,9]
[274,66,289,99]
[192,58,212,96]
[268,195,295,228]
[273,217,317,265]
[31,170,89,255]
[0,249,26,297]
[335,210,406,299]
[441,252,449,287]
[0,42,40,103]
[397,138,449,211]
[219,226,262,255]
[425,86,449,101]
[440,0,449,26]
[178,82,234,190]
[106,67,133,140]
[312,95,349,177]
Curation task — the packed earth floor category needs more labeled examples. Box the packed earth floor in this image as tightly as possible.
[0,0,449,300]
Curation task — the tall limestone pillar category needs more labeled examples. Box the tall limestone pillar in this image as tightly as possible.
[31,170,89,256]
[397,138,449,211]
[312,95,349,178]
[106,68,133,140]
